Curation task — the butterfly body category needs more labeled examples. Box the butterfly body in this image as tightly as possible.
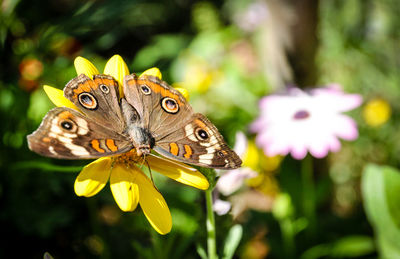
[28,73,242,169]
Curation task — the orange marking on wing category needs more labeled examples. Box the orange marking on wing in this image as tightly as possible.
[43,137,51,142]
[169,143,179,156]
[137,79,161,93]
[183,145,193,159]
[106,139,118,152]
[125,78,137,87]
[72,81,97,99]
[91,139,105,153]
[59,111,72,120]
[137,78,184,105]
[220,150,228,156]
[94,78,115,88]
[195,119,208,129]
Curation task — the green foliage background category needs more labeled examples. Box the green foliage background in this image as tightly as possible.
[1,0,400,258]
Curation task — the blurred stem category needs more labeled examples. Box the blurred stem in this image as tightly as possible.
[279,218,295,258]
[302,155,316,235]
[205,189,218,259]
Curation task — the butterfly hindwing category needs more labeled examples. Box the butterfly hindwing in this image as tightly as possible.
[153,113,241,169]
[27,107,133,159]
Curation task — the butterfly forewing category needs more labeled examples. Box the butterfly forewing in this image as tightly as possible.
[63,74,125,134]
[27,107,133,159]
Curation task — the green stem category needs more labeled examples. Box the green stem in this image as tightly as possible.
[279,218,295,258]
[205,189,218,259]
[302,155,316,234]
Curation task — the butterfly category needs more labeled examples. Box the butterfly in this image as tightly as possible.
[27,73,242,169]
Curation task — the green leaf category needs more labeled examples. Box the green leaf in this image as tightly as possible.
[132,35,189,70]
[301,235,374,259]
[222,224,243,259]
[196,243,208,259]
[330,235,375,257]
[361,164,400,258]
[382,167,400,228]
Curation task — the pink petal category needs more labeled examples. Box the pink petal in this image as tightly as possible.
[213,199,231,216]
[290,143,308,160]
[332,115,359,140]
[216,168,257,196]
[312,87,362,112]
[308,138,330,158]
[233,132,248,158]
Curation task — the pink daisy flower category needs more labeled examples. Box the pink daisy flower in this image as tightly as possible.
[251,85,362,160]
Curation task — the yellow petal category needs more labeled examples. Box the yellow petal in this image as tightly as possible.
[139,67,162,80]
[104,55,129,98]
[136,170,172,235]
[43,85,80,110]
[74,56,99,78]
[74,157,112,197]
[174,87,190,101]
[147,155,209,190]
[110,164,139,212]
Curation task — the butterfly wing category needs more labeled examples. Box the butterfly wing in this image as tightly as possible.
[153,113,242,169]
[123,74,241,169]
[27,107,133,159]
[123,74,193,137]
[64,74,125,134]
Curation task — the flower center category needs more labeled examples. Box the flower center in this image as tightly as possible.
[293,110,310,120]
[114,149,142,166]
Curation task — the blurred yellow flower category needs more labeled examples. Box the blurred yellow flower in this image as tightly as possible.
[363,98,391,127]
[43,55,208,234]
[181,54,220,93]
[243,141,281,196]
[242,141,260,170]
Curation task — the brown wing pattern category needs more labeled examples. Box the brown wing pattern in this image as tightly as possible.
[64,74,125,133]
[27,107,133,159]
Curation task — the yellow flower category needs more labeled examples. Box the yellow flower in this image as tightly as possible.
[44,55,209,234]
[179,54,221,93]
[363,98,391,127]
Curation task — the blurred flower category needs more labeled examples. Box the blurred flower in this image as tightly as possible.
[43,55,209,234]
[213,132,257,215]
[233,0,269,32]
[230,40,259,76]
[19,58,43,91]
[251,85,362,160]
[19,58,43,80]
[362,98,391,127]
[216,132,257,196]
[213,199,232,216]
[174,53,221,93]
